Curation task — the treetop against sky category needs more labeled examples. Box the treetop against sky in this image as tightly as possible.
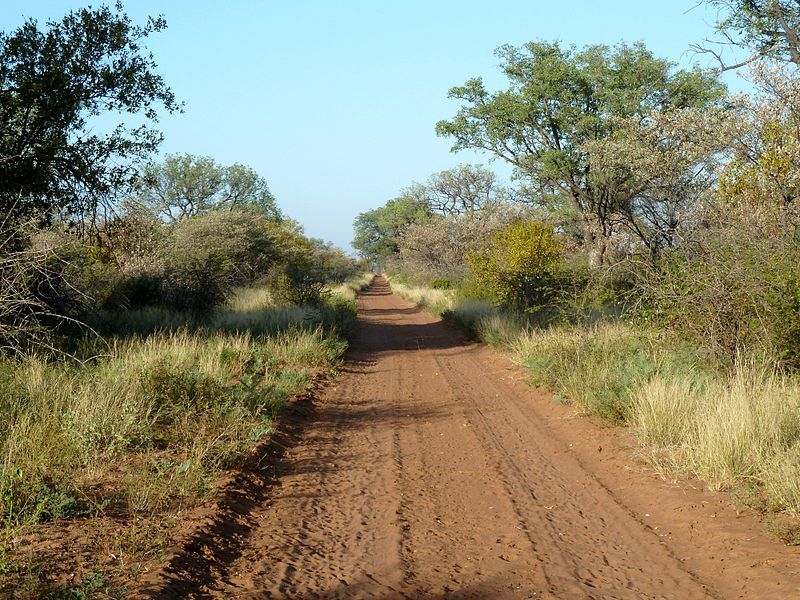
[0,0,744,251]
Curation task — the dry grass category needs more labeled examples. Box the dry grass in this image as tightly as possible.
[388,280,454,314]
[329,272,375,300]
[632,365,800,514]
[511,323,800,519]
[0,327,344,526]
[426,282,800,526]
[0,285,358,536]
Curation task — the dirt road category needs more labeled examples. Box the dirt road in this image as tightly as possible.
[144,277,800,599]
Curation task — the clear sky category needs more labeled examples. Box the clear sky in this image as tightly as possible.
[1,1,745,252]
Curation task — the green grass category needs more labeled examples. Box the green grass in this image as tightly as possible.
[0,326,344,527]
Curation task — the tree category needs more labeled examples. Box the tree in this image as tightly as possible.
[134,154,281,223]
[406,164,505,216]
[166,210,285,287]
[306,238,361,283]
[397,204,519,281]
[717,63,800,229]
[0,4,178,227]
[352,196,431,264]
[585,107,737,260]
[436,41,726,267]
[696,1,800,69]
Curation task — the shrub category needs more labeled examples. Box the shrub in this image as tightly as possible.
[169,211,284,285]
[270,269,330,307]
[160,254,231,313]
[466,220,561,312]
[644,221,800,366]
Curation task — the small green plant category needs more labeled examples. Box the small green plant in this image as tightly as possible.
[51,570,109,599]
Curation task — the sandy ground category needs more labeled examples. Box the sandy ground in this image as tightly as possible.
[138,276,800,599]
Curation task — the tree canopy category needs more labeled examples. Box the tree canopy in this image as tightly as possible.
[133,153,282,223]
[698,0,800,69]
[352,196,431,264]
[436,41,727,266]
[0,4,178,227]
[405,164,505,217]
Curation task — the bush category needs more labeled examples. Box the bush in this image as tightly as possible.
[644,221,800,366]
[270,269,330,307]
[110,272,164,310]
[430,279,452,289]
[466,220,561,312]
[160,255,231,313]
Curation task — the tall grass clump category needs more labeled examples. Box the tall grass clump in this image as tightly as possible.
[632,365,800,514]
[388,280,454,315]
[444,298,528,347]
[329,272,374,300]
[510,323,707,423]
[0,282,358,531]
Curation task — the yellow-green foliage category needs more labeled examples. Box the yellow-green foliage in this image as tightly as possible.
[466,220,561,310]
[718,118,800,220]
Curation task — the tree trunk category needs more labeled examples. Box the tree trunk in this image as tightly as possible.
[582,214,608,269]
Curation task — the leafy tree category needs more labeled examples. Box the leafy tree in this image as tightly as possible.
[397,204,520,281]
[696,1,800,69]
[436,41,726,267]
[166,210,285,287]
[716,64,800,231]
[352,196,431,264]
[586,107,736,261]
[306,238,361,283]
[0,4,178,226]
[134,153,281,223]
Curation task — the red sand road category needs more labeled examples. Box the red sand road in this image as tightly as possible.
[142,276,800,599]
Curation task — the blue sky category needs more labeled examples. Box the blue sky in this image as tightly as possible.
[1,1,745,252]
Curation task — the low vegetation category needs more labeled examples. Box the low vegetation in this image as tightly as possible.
[386,278,454,315]
[0,6,373,592]
[392,293,800,542]
[0,273,371,593]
